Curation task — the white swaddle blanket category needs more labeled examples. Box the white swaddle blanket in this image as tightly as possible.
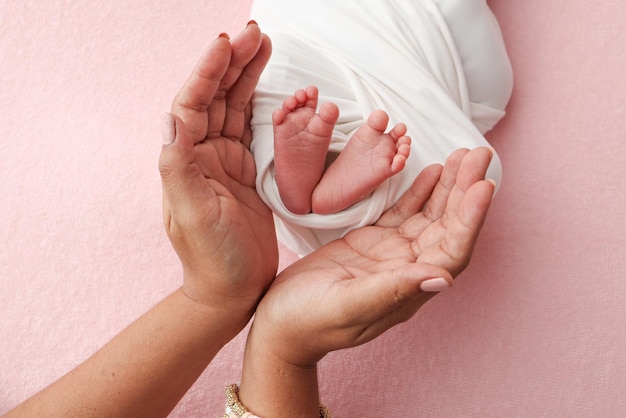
[250,0,507,256]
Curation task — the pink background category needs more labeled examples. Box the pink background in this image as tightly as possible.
[2,1,625,416]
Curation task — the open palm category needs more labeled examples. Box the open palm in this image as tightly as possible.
[253,147,496,366]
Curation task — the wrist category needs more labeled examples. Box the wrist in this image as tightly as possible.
[181,267,263,335]
[177,286,254,345]
[238,322,321,417]
[225,383,331,418]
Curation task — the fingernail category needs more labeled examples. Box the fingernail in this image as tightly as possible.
[486,178,497,187]
[161,113,176,145]
[247,19,258,26]
[420,277,452,292]
[218,32,230,40]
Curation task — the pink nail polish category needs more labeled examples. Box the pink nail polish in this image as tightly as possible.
[161,113,176,145]
[420,277,451,292]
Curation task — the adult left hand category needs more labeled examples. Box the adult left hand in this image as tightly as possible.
[158,23,276,317]
[249,147,496,367]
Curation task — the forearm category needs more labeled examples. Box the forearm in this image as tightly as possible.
[7,288,251,418]
[238,324,320,418]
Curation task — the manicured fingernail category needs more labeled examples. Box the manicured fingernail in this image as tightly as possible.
[161,113,175,145]
[420,277,452,292]
[218,32,230,40]
[247,19,258,26]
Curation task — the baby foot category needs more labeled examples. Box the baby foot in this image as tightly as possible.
[273,86,339,214]
[311,109,411,214]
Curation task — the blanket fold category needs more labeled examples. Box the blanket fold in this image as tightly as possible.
[251,0,504,256]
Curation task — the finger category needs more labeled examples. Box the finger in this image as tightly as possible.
[241,101,253,148]
[340,263,452,332]
[375,163,442,228]
[209,24,271,141]
[456,147,493,191]
[444,147,493,220]
[205,23,264,140]
[222,33,272,142]
[423,148,468,222]
[171,35,232,143]
[418,179,495,277]
[221,22,264,93]
[408,147,493,249]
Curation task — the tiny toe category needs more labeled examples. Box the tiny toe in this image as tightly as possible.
[305,85,319,100]
[391,154,408,172]
[366,109,389,132]
[272,108,286,125]
[282,95,299,113]
[396,135,411,147]
[397,143,411,158]
[318,102,340,125]
[294,88,308,104]
[390,123,408,139]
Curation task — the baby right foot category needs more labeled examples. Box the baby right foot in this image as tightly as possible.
[273,86,339,214]
[311,109,411,214]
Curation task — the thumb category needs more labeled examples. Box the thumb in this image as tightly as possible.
[158,113,205,225]
[341,263,453,331]
[159,112,194,165]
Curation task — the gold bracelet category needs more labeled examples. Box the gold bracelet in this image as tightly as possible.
[224,383,332,418]
[224,383,249,417]
[319,403,331,418]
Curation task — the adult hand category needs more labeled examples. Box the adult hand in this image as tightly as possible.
[249,147,496,367]
[6,25,276,418]
[158,23,276,321]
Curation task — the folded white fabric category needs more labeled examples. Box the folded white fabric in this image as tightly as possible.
[250,0,507,256]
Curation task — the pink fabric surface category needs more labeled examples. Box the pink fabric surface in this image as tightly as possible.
[1,1,625,416]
